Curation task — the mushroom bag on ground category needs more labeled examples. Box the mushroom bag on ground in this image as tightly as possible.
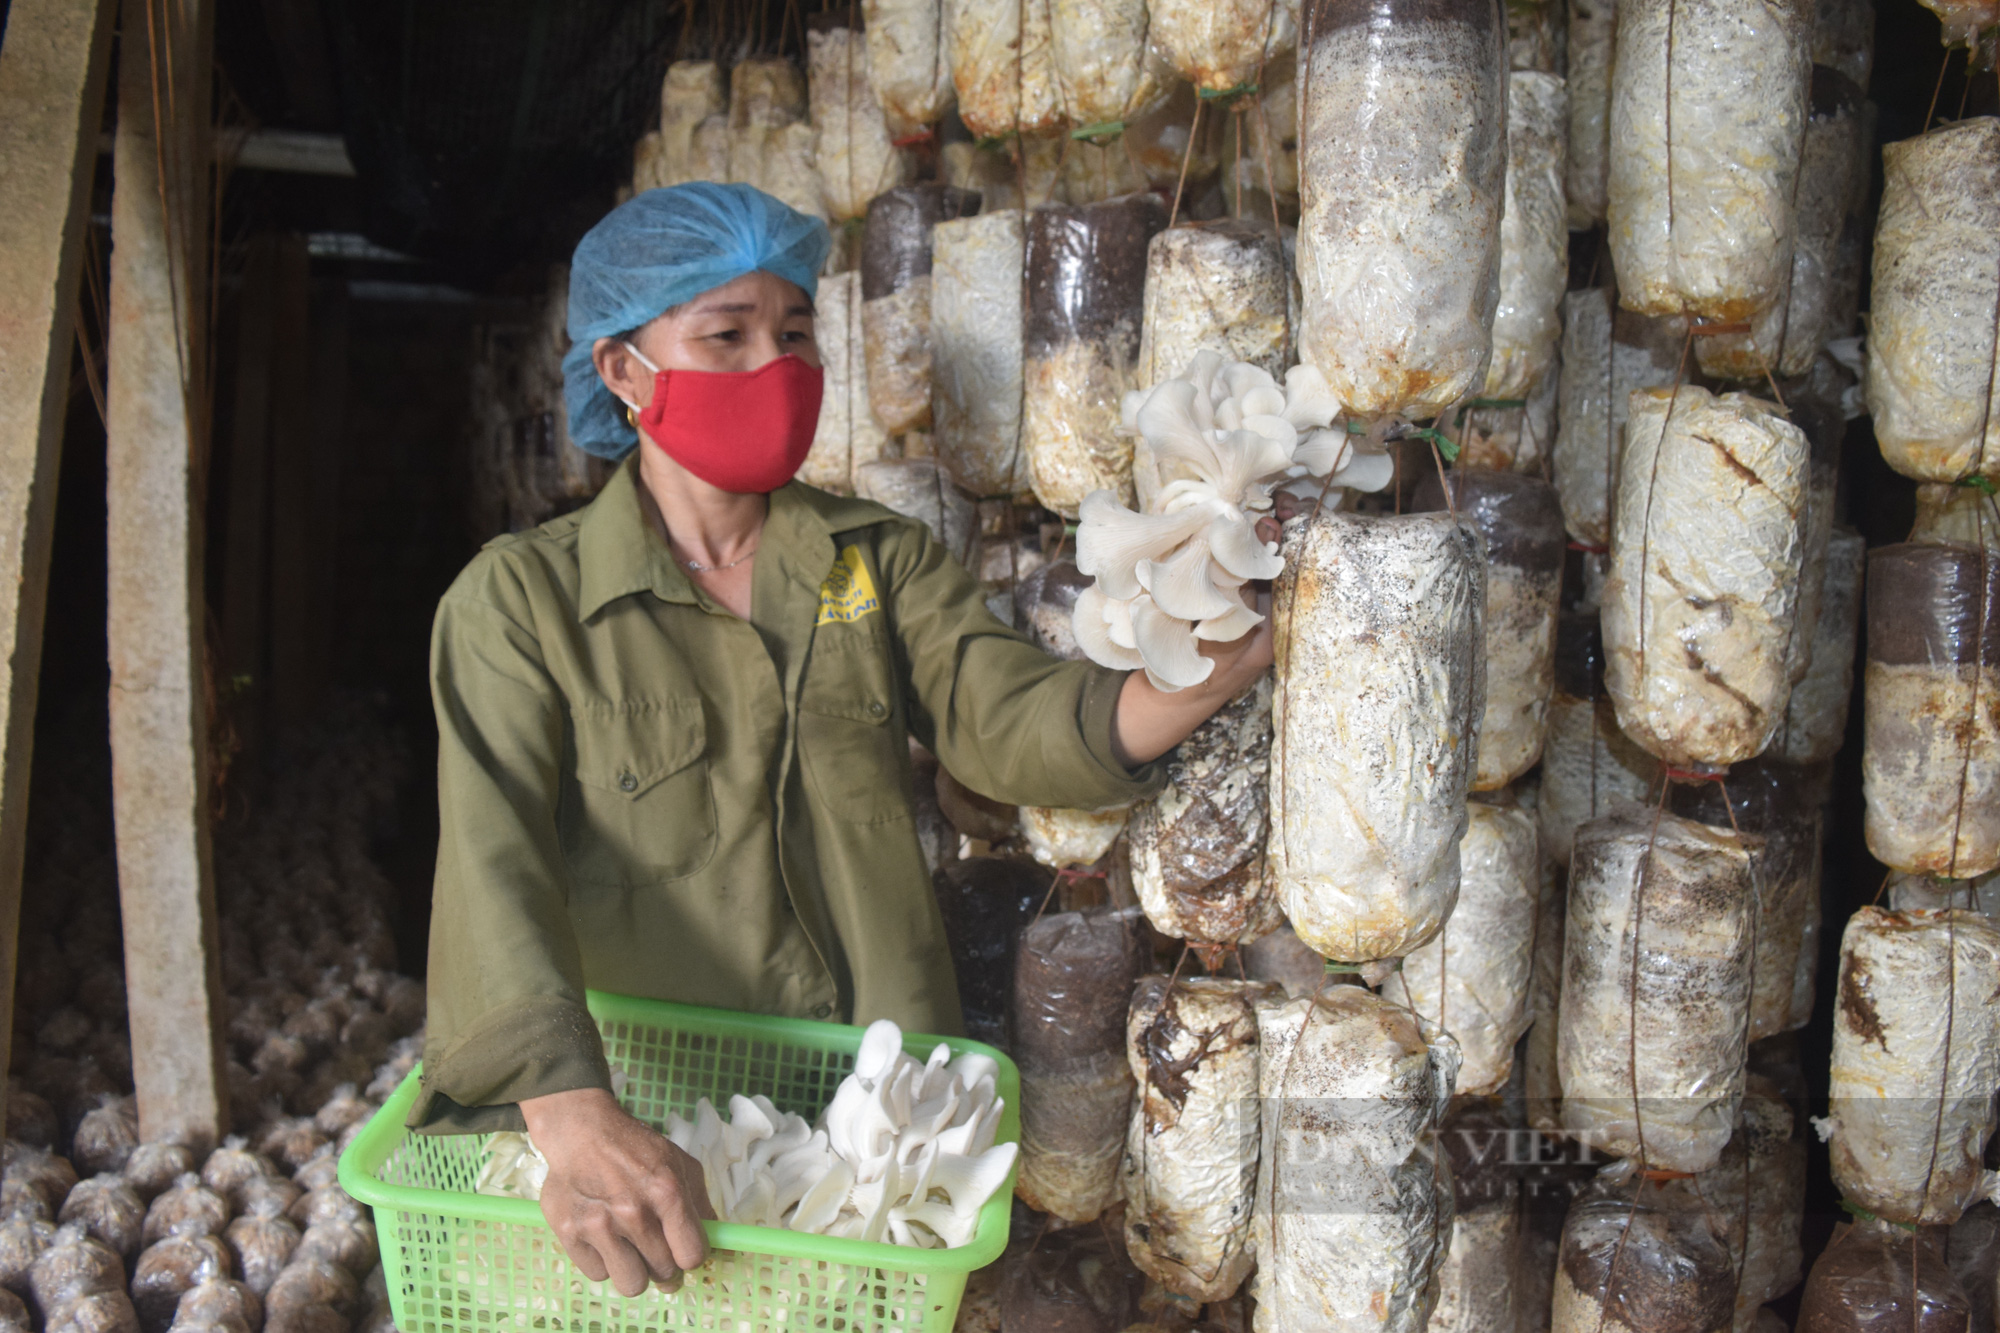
[1128,674,1280,947]
[1293,0,1505,420]
[1250,987,1459,1333]
[1012,907,1149,1223]
[1268,508,1484,962]
[1796,1213,1977,1332]
[1414,469,1564,790]
[1861,543,2000,878]
[932,210,1029,498]
[1023,195,1167,518]
[945,0,1062,138]
[1866,117,2000,487]
[1379,800,1539,1097]
[1559,807,1755,1174]
[1540,613,1663,869]
[1771,526,1864,764]
[864,0,955,134]
[1606,0,1811,324]
[1552,292,1686,549]
[1602,387,1810,768]
[1550,1164,1738,1333]
[1120,977,1279,1303]
[1825,906,2000,1226]
[1485,71,1569,402]
[798,271,890,495]
[1145,0,1297,92]
[861,185,981,437]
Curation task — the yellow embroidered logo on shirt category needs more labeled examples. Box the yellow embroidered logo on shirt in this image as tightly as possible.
[817,545,882,625]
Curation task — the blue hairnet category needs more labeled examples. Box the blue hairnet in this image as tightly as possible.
[562,182,832,459]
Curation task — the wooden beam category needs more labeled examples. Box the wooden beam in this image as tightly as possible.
[105,0,228,1149]
[0,0,118,1100]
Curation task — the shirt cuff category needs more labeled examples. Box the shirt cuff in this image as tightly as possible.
[407,994,613,1136]
[1077,666,1168,798]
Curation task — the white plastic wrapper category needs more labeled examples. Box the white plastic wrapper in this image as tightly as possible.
[1457,361,1559,474]
[864,0,955,134]
[1145,0,1298,92]
[945,0,1063,138]
[1130,675,1282,947]
[1486,71,1569,401]
[1826,906,2000,1225]
[633,61,727,191]
[1606,0,1811,323]
[861,184,982,436]
[1019,804,1132,868]
[1430,1103,1523,1333]
[1811,0,1875,90]
[1697,1082,1807,1329]
[1552,290,1686,548]
[1049,0,1167,126]
[1769,525,1863,764]
[1862,542,2000,878]
[810,28,914,224]
[1541,613,1664,869]
[931,210,1030,498]
[1023,195,1168,516]
[1415,470,1565,790]
[1295,0,1506,420]
[1912,482,2000,551]
[1866,118,2000,486]
[1565,0,1614,229]
[1268,509,1485,962]
[727,59,825,222]
[1914,0,2000,44]
[1559,806,1755,1173]
[1887,869,2000,917]
[1602,387,1810,768]
[1250,988,1459,1333]
[1507,0,1566,73]
[855,459,976,558]
[1551,1163,1739,1333]
[798,272,891,495]
[1523,854,1568,1133]
[1379,801,1539,1096]
[1121,977,1279,1302]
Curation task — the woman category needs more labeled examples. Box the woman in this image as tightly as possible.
[416,183,1272,1296]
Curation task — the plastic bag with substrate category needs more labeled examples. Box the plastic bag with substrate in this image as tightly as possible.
[932,210,1030,498]
[1250,987,1458,1332]
[1145,0,1297,93]
[1694,1080,1807,1325]
[1552,291,1685,548]
[1013,907,1149,1223]
[946,0,1062,138]
[1049,0,1167,126]
[1797,1215,1975,1332]
[130,1236,230,1333]
[1429,1101,1520,1333]
[1559,806,1754,1173]
[1268,509,1484,962]
[1550,1163,1737,1333]
[1770,526,1864,765]
[1485,71,1568,401]
[863,0,955,134]
[1539,612,1662,869]
[798,271,891,496]
[1294,0,1505,420]
[1861,543,2000,878]
[1826,906,2000,1226]
[998,1221,1140,1332]
[809,27,913,224]
[861,185,982,436]
[1565,0,1613,228]
[1023,195,1167,517]
[1119,977,1277,1303]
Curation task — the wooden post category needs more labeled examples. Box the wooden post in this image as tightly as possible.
[0,0,118,1097]
[105,0,228,1148]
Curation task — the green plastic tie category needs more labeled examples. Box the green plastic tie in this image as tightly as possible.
[1838,1200,1918,1232]
[1408,426,1462,463]
[1956,475,1998,496]
[1345,420,1369,435]
[1069,120,1125,142]
[1197,81,1260,103]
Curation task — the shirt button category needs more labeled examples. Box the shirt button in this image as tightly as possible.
[867,701,886,718]
[618,771,637,792]
[811,1003,833,1019]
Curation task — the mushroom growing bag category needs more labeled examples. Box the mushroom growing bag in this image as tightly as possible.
[1129,675,1281,947]
[863,0,955,134]
[1251,987,1459,1333]
[1826,905,2000,1226]
[1565,0,1614,229]
[1698,1081,1808,1329]
[809,27,914,224]
[1294,0,1505,420]
[1550,1163,1739,1333]
[1553,291,1687,549]
[799,271,891,495]
[1797,1214,1978,1333]
[1120,977,1279,1303]
[1485,71,1570,402]
[1049,0,1167,128]
[1541,613,1664,869]
[1268,508,1485,962]
[1866,117,2000,487]
[945,0,1062,138]
[1023,195,1168,517]
[861,184,983,437]
[1013,906,1150,1223]
[1602,387,1811,768]
[1559,806,1754,1173]
[1144,0,1298,92]
[1379,800,1540,1096]
[1606,0,1812,325]
[1770,525,1864,764]
[1862,542,2000,878]
[1414,469,1565,790]
[1430,1102,1521,1333]
[1136,221,1291,428]
[932,209,1031,497]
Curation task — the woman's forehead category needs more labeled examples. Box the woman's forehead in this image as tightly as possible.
[675,269,812,316]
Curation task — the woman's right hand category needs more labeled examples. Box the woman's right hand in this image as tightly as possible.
[519,1086,714,1296]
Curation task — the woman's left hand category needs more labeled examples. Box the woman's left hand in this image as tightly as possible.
[1107,515,1283,768]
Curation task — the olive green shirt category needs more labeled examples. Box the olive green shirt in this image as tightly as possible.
[414,458,1159,1133]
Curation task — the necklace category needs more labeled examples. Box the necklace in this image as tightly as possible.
[677,544,756,573]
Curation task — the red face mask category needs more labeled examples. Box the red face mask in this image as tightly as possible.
[626,349,825,494]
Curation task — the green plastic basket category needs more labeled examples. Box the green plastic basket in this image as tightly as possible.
[338,991,1020,1333]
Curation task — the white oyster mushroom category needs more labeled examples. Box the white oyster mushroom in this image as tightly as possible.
[1078,353,1391,691]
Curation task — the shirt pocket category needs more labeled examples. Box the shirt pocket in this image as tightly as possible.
[561,697,716,886]
[799,626,913,826]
